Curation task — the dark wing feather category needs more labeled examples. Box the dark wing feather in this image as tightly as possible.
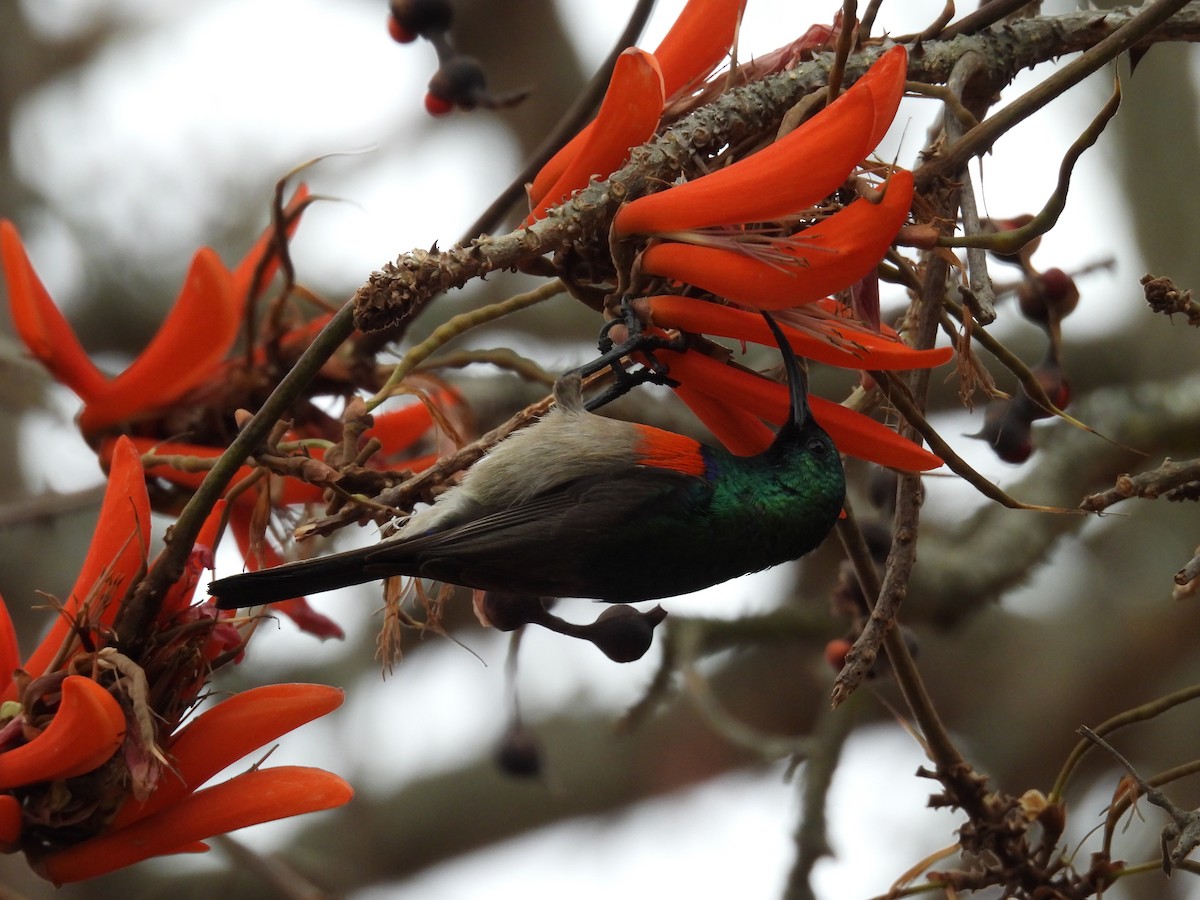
[210,467,709,608]
[363,468,711,597]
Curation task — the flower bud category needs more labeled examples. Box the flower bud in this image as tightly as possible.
[426,55,487,115]
[495,725,542,778]
[388,0,453,43]
[584,605,667,663]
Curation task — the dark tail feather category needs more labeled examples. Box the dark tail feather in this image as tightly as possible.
[209,548,378,609]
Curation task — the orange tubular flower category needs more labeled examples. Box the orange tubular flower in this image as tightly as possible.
[1,186,309,441]
[526,49,665,223]
[0,677,126,789]
[645,294,952,372]
[639,169,915,310]
[527,0,745,215]
[35,684,350,885]
[2,223,237,435]
[0,437,349,882]
[612,45,908,237]
[651,0,747,99]
[600,45,941,470]
[4,192,456,636]
[658,345,943,471]
[14,437,151,690]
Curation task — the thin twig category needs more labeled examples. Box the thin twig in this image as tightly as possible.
[367,280,566,410]
[916,0,1192,191]
[831,504,965,777]
[825,0,857,102]
[939,76,1123,254]
[940,0,1047,39]
[1078,725,1200,874]
[1080,456,1200,512]
[1049,682,1200,805]
[354,6,1200,333]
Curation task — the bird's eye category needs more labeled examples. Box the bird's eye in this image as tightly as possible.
[808,438,829,456]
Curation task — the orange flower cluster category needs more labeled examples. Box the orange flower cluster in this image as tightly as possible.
[0,438,350,883]
[2,190,461,636]
[0,4,952,886]
[526,0,747,223]
[530,35,948,469]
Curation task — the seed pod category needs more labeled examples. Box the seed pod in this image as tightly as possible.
[1017,267,1080,328]
[388,0,454,43]
[495,725,542,778]
[426,55,487,115]
[477,592,548,632]
[583,605,667,663]
[970,399,1034,464]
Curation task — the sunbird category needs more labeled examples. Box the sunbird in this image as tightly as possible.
[209,313,845,609]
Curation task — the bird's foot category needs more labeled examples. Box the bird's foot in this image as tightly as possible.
[567,303,687,410]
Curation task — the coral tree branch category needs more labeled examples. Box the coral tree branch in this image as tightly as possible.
[352,4,1200,334]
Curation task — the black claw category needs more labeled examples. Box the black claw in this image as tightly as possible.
[584,366,676,412]
[568,299,688,410]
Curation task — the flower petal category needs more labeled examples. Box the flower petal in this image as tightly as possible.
[527,49,664,223]
[857,43,910,148]
[659,348,777,454]
[673,376,775,455]
[20,436,150,683]
[662,346,942,470]
[646,294,952,370]
[0,597,18,700]
[79,247,238,434]
[528,0,743,208]
[1,220,109,403]
[808,395,943,471]
[39,766,353,884]
[0,676,125,789]
[639,169,914,309]
[111,683,343,829]
[653,0,746,99]
[613,46,907,236]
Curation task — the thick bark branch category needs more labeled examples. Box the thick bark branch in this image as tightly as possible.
[352,4,1200,333]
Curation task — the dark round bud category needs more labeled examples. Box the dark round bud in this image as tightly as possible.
[1013,356,1071,422]
[389,0,454,38]
[387,15,417,44]
[831,563,867,617]
[1017,267,1080,326]
[424,92,454,117]
[970,400,1033,464]
[584,605,667,663]
[495,726,542,778]
[426,55,487,114]
[861,520,893,562]
[478,592,547,632]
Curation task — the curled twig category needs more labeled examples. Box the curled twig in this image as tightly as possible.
[1078,725,1200,875]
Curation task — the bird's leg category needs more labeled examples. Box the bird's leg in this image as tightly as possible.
[479,592,665,664]
[563,299,686,411]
